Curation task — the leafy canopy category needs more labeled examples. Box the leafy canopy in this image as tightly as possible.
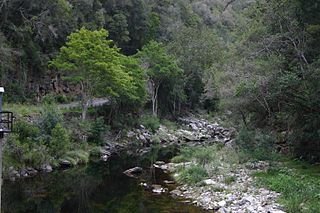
[50,28,143,101]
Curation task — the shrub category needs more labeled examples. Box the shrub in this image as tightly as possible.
[49,123,71,159]
[67,118,91,143]
[236,127,279,161]
[224,175,236,184]
[4,134,50,169]
[194,147,216,167]
[14,120,40,143]
[88,117,109,145]
[55,94,68,103]
[64,150,89,164]
[176,165,208,184]
[161,119,178,130]
[38,105,63,136]
[41,94,56,104]
[255,162,320,213]
[171,148,194,163]
[139,114,160,132]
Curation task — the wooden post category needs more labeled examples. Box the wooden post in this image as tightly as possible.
[0,135,2,212]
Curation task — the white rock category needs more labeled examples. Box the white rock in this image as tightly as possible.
[218,200,227,207]
[203,179,216,185]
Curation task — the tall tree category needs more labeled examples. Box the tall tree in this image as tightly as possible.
[137,41,182,116]
[50,28,141,119]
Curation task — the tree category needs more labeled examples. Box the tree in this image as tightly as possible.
[168,27,224,109]
[136,41,182,116]
[50,28,139,120]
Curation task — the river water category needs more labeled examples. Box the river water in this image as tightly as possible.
[2,149,210,213]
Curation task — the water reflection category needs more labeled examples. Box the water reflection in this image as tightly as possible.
[3,150,209,213]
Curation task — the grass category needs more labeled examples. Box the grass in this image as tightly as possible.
[176,165,208,184]
[172,145,241,185]
[254,159,320,213]
[224,175,237,185]
[4,103,43,117]
[171,143,320,213]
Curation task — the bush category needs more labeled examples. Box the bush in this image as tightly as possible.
[255,162,320,213]
[38,105,62,136]
[64,150,89,164]
[67,118,91,143]
[171,148,194,163]
[176,165,208,184]
[88,117,109,145]
[55,94,68,103]
[4,134,50,169]
[236,127,279,161]
[161,119,178,130]
[41,94,56,104]
[194,147,216,167]
[14,120,40,143]
[139,114,160,132]
[49,123,71,158]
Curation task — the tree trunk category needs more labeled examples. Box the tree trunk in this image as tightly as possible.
[153,84,160,117]
[82,99,88,120]
[80,81,89,120]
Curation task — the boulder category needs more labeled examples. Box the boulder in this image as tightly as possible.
[59,159,72,167]
[41,164,53,173]
[123,167,143,178]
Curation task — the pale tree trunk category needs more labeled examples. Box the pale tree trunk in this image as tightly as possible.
[152,84,160,117]
[80,81,89,120]
[81,100,89,120]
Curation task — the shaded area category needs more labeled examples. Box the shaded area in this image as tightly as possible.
[2,150,210,213]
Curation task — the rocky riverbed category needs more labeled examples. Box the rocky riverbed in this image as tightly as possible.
[125,116,286,213]
[156,161,285,213]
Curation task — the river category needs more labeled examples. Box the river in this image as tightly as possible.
[2,148,210,213]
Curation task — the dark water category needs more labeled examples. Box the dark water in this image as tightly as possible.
[2,149,210,213]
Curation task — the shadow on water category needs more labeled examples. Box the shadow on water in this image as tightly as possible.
[2,147,211,213]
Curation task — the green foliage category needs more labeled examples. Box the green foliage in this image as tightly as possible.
[63,150,90,165]
[136,41,183,116]
[176,165,208,184]
[171,148,194,163]
[38,105,63,136]
[4,133,50,169]
[224,175,237,185]
[161,119,179,131]
[193,147,216,167]
[88,117,109,145]
[49,123,71,159]
[236,128,279,161]
[14,120,40,143]
[139,114,160,133]
[255,160,320,213]
[50,28,146,119]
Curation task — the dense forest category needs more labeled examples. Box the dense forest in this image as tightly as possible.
[1,0,318,160]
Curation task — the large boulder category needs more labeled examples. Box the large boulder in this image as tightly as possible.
[123,167,143,178]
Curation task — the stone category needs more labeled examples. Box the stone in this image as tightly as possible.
[140,125,145,129]
[60,159,72,167]
[163,180,175,184]
[218,200,227,207]
[101,155,109,161]
[155,161,165,165]
[20,168,28,177]
[123,167,143,177]
[127,131,135,138]
[151,184,167,194]
[26,167,38,176]
[171,189,182,197]
[41,164,53,173]
[203,179,216,185]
